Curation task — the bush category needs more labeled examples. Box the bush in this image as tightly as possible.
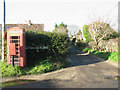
[103,32,119,40]
[108,52,119,62]
[88,21,118,45]
[53,22,68,34]
[1,30,70,77]
[25,31,69,65]
[82,47,119,62]
[75,40,88,51]
[1,58,70,77]
[1,61,22,77]
[82,25,92,43]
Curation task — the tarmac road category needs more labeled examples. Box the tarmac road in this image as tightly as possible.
[3,46,119,88]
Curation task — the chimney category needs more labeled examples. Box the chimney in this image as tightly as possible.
[28,20,31,26]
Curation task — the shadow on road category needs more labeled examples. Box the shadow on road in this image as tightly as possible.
[3,46,118,88]
[3,79,73,88]
[66,46,107,67]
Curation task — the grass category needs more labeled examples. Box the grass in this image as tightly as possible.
[2,81,16,87]
[75,40,119,62]
[82,47,119,62]
[2,79,37,87]
[1,57,70,77]
[0,32,70,77]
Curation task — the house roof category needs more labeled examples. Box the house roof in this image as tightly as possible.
[0,23,44,32]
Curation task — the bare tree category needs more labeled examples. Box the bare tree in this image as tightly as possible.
[67,25,80,37]
[88,19,115,45]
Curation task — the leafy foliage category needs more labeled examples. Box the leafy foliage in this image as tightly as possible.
[1,58,70,77]
[1,61,22,77]
[103,32,119,40]
[26,31,69,65]
[75,40,88,51]
[82,25,92,42]
[1,29,70,77]
[108,52,119,62]
[82,47,119,62]
[88,21,117,44]
[53,22,68,34]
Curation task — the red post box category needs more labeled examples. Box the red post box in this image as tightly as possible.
[9,43,16,56]
[7,27,26,67]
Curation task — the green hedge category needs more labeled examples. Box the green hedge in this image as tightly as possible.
[26,31,69,66]
[82,25,92,42]
[1,31,70,77]
[3,31,69,66]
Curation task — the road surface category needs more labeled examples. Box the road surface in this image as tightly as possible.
[3,46,119,88]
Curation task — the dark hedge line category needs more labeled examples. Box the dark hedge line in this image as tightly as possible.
[26,31,69,66]
[3,31,69,66]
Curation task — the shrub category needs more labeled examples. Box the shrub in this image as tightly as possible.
[1,61,22,77]
[1,29,70,77]
[103,32,119,40]
[26,31,69,65]
[53,22,68,34]
[82,25,92,42]
[108,52,119,62]
[88,21,117,45]
[1,58,70,77]
[3,30,69,66]
[82,47,119,62]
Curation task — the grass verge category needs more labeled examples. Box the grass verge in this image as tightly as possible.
[2,79,37,87]
[82,47,119,62]
[0,57,70,77]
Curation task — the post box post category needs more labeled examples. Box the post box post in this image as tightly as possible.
[9,43,16,67]
[12,56,14,67]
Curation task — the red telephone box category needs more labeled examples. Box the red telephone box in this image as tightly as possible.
[7,27,26,67]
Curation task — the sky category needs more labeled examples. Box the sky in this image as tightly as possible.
[0,0,119,33]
